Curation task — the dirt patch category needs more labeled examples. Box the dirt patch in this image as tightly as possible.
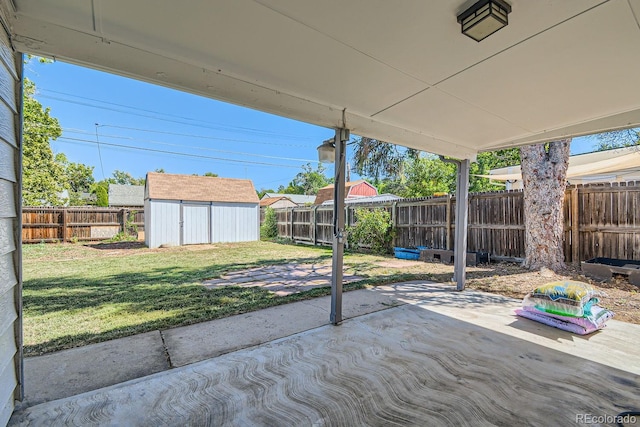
[463,263,640,324]
[87,241,147,251]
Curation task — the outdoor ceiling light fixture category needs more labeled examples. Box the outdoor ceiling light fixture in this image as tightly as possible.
[317,138,335,163]
[457,0,511,42]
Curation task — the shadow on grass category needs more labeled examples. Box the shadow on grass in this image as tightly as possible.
[23,243,543,356]
[23,253,364,355]
[23,279,370,356]
[24,256,334,311]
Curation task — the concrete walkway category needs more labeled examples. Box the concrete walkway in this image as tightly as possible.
[18,288,401,408]
[10,282,640,426]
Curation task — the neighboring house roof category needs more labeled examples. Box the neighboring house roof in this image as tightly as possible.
[260,196,293,207]
[262,193,316,205]
[145,172,259,203]
[321,194,401,205]
[481,146,640,190]
[314,180,378,205]
[109,184,145,207]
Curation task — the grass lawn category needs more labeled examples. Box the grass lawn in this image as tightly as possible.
[24,240,640,356]
[22,241,435,356]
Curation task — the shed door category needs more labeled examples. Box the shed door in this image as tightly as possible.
[182,204,210,245]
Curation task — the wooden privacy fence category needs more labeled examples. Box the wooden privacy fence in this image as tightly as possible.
[22,207,145,243]
[274,182,640,263]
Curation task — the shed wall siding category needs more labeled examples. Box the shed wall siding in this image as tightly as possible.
[148,200,181,248]
[211,203,259,243]
[144,198,151,247]
[0,10,21,425]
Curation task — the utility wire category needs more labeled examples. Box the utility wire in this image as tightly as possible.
[26,128,319,164]
[53,136,305,169]
[25,121,314,148]
[94,124,106,179]
[94,124,315,147]
[36,90,318,141]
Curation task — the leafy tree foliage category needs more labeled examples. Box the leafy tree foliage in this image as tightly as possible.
[351,141,520,198]
[278,163,332,195]
[594,129,639,150]
[22,78,65,206]
[347,208,393,254]
[55,153,95,205]
[94,184,109,207]
[260,207,279,239]
[111,170,145,186]
[352,137,418,181]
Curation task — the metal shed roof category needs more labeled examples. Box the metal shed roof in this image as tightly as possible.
[7,0,640,159]
[145,173,259,204]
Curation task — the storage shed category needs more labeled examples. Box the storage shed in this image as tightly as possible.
[144,173,259,248]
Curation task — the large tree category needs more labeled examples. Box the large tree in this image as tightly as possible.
[22,78,65,206]
[520,140,571,271]
[352,138,570,271]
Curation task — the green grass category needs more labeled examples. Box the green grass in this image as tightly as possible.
[22,241,437,356]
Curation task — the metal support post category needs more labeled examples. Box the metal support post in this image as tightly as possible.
[330,128,348,324]
[440,156,471,291]
[453,159,470,290]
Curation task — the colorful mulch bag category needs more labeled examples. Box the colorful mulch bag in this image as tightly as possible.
[522,280,605,317]
[517,281,613,335]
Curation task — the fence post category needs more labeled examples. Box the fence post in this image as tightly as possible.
[120,209,129,234]
[345,206,351,249]
[289,207,294,239]
[391,202,398,247]
[446,195,453,250]
[61,208,67,243]
[570,187,580,264]
[312,206,318,246]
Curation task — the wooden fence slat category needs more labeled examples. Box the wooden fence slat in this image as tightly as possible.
[22,207,145,243]
[269,183,640,262]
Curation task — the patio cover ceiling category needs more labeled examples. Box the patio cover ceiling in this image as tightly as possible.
[5,0,640,159]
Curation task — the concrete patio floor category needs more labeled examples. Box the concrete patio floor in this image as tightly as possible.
[10,282,640,426]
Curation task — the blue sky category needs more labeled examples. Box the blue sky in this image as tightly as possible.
[25,60,597,191]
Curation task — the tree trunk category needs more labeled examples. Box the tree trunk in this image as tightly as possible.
[520,139,571,271]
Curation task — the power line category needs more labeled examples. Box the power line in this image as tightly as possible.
[25,121,314,148]
[53,136,306,169]
[94,124,106,180]
[95,124,315,148]
[26,128,319,164]
[36,89,319,141]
